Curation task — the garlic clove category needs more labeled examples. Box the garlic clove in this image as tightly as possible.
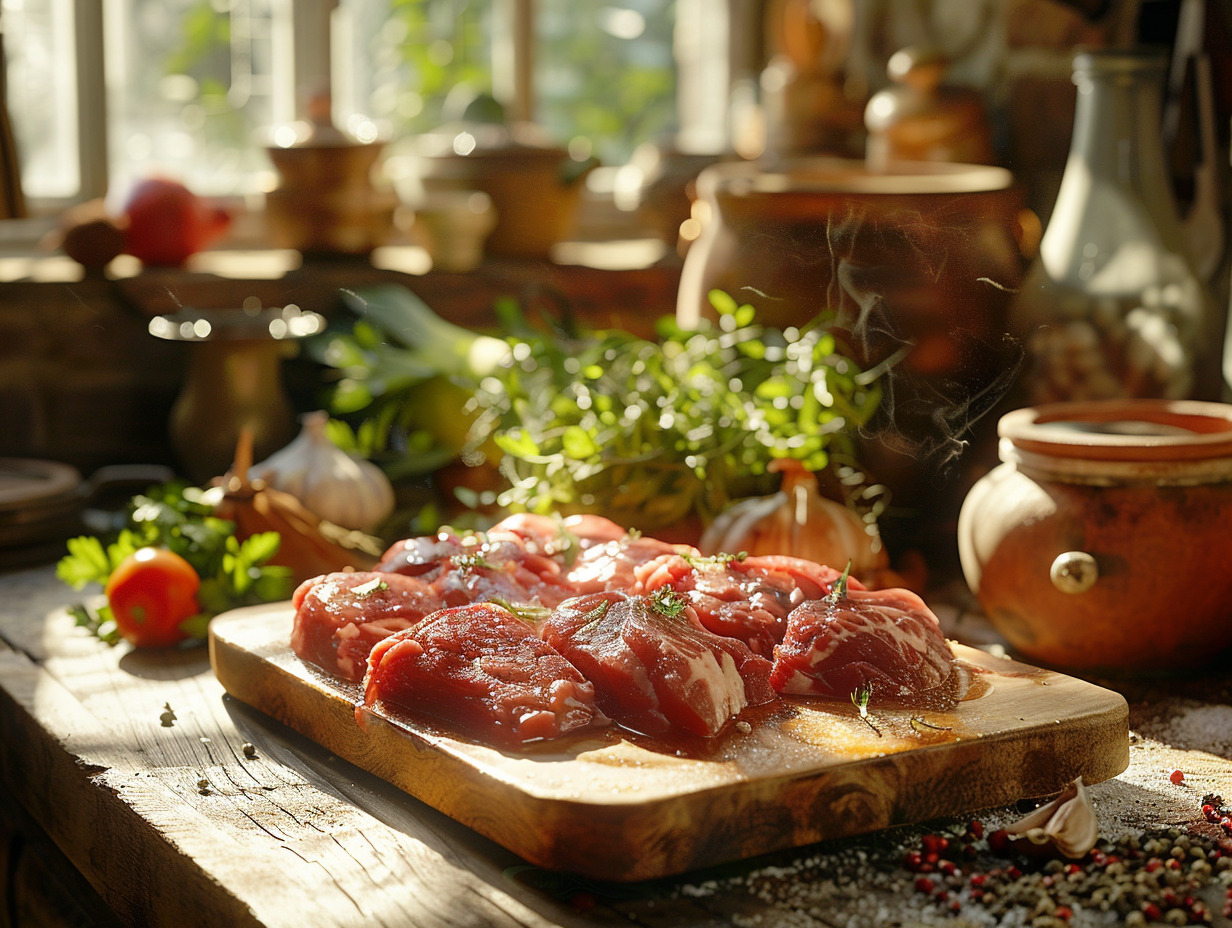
[1003,776,1098,859]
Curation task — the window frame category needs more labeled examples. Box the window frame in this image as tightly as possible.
[5,0,749,235]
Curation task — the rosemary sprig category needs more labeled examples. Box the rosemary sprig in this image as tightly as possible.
[651,588,688,618]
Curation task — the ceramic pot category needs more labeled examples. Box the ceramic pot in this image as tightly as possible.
[149,306,326,484]
[265,140,398,257]
[414,123,595,259]
[957,399,1232,674]
[677,156,1031,556]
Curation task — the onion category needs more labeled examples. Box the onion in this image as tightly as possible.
[699,459,887,575]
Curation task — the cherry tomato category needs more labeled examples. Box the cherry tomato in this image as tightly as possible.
[105,547,201,648]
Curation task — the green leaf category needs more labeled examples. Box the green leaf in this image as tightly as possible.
[179,613,212,640]
[56,537,112,589]
[238,531,281,565]
[561,426,600,460]
[494,428,542,458]
[708,289,738,316]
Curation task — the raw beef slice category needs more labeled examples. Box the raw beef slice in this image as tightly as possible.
[770,585,955,699]
[540,591,775,738]
[360,602,607,749]
[291,571,447,683]
[378,527,574,609]
[635,553,862,657]
[564,531,699,594]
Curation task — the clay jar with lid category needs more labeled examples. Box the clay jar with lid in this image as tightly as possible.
[264,113,398,258]
[957,399,1232,675]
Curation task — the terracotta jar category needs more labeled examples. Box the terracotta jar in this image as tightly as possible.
[863,46,996,169]
[676,156,1030,555]
[957,399,1232,675]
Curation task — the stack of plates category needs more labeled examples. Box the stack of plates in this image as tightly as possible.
[0,458,85,569]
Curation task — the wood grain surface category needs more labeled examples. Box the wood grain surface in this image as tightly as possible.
[210,602,1131,882]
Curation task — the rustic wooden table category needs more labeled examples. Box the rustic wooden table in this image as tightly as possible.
[2,562,1230,928]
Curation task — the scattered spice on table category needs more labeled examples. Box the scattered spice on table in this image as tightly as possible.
[664,794,1232,927]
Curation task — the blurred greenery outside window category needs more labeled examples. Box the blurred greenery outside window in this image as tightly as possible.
[3,0,686,216]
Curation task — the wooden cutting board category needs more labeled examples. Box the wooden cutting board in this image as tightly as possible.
[209,602,1130,882]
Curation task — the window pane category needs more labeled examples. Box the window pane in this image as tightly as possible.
[104,0,277,197]
[534,0,677,165]
[3,0,81,200]
[336,0,494,138]
[338,0,678,166]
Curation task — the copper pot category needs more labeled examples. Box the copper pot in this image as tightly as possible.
[958,399,1232,674]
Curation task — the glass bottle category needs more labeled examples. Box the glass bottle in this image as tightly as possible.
[1010,49,1224,406]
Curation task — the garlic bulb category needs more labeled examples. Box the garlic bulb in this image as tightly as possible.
[699,459,886,574]
[1002,777,1098,859]
[251,411,395,533]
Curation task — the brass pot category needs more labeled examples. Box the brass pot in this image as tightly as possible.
[958,399,1232,674]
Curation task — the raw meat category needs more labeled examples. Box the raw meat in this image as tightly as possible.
[540,591,775,738]
[291,571,447,683]
[360,602,606,749]
[373,530,468,578]
[377,523,575,608]
[634,553,863,657]
[770,585,955,699]
[565,533,699,595]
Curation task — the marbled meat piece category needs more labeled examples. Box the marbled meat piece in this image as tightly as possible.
[540,591,775,738]
[770,585,955,699]
[373,530,469,578]
[376,526,575,609]
[564,531,699,594]
[634,553,863,657]
[291,571,447,683]
[360,602,607,749]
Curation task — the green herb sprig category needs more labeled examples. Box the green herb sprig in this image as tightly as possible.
[56,482,293,645]
[313,285,887,534]
[851,683,882,737]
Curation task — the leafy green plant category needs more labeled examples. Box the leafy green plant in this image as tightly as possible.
[57,482,294,645]
[314,285,886,533]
